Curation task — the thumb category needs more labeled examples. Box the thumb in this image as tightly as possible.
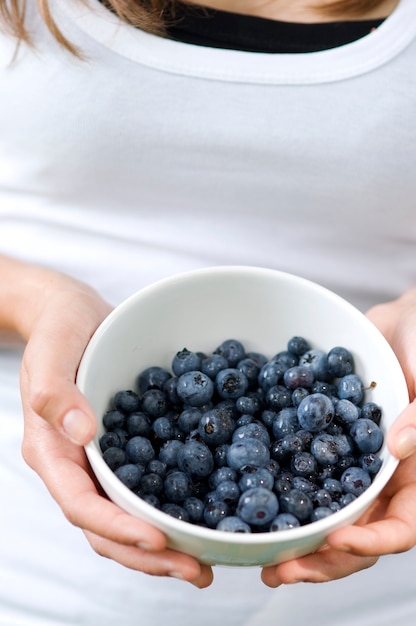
[20,293,111,446]
[386,399,416,460]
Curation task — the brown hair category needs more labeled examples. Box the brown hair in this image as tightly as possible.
[0,0,391,55]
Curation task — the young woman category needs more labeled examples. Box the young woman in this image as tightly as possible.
[1,0,416,624]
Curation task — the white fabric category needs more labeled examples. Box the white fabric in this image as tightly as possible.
[0,0,416,623]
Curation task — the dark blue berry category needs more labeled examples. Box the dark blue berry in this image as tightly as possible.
[215,368,249,400]
[237,487,279,526]
[214,339,246,367]
[327,346,355,378]
[125,436,155,465]
[297,393,334,432]
[172,348,202,376]
[176,370,214,407]
[177,440,214,478]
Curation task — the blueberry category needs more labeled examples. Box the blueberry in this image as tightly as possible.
[291,387,310,407]
[164,470,193,503]
[215,368,249,400]
[138,472,164,495]
[177,408,202,434]
[338,374,364,405]
[125,436,155,465]
[209,466,238,489]
[99,431,122,452]
[350,418,384,453]
[198,406,236,446]
[204,499,230,528]
[161,503,190,521]
[238,467,274,492]
[103,409,126,431]
[172,348,202,376]
[236,393,262,416]
[141,494,161,509]
[226,438,270,471]
[237,487,279,526]
[271,407,298,439]
[237,358,261,387]
[103,446,127,470]
[146,459,167,478]
[200,354,229,379]
[312,488,332,508]
[258,361,284,392]
[138,366,172,395]
[158,439,184,468]
[177,440,214,478]
[232,422,270,447]
[310,433,339,465]
[141,389,168,418]
[327,346,355,378]
[213,443,230,468]
[163,376,181,407]
[299,349,329,381]
[216,516,251,533]
[113,390,141,414]
[297,393,334,432]
[152,416,175,442]
[270,512,300,531]
[292,476,317,494]
[283,365,314,390]
[310,507,334,522]
[214,339,246,367]
[265,384,292,411]
[114,463,143,490]
[334,398,360,425]
[273,471,294,495]
[359,453,383,475]
[183,497,205,523]
[290,451,318,478]
[271,351,299,372]
[176,370,214,407]
[361,402,382,425]
[340,466,372,497]
[279,489,313,522]
[322,478,343,501]
[287,336,311,357]
[215,480,240,505]
[235,414,254,427]
[126,412,151,438]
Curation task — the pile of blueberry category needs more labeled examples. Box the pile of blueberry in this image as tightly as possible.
[99,338,384,533]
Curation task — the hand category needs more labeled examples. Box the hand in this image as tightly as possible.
[2,258,212,586]
[262,289,416,587]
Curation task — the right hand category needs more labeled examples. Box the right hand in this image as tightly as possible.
[1,256,213,587]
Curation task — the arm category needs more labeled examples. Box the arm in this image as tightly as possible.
[0,254,213,587]
[262,288,416,587]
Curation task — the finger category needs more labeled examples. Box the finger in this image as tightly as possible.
[327,485,416,556]
[21,291,112,445]
[23,419,168,550]
[261,546,377,588]
[84,532,214,587]
[386,399,416,460]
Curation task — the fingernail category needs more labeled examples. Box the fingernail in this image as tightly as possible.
[168,571,185,581]
[395,427,416,459]
[62,409,93,445]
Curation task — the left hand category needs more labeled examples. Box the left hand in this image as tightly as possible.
[262,288,416,587]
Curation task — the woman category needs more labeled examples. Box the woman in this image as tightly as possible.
[1,0,416,623]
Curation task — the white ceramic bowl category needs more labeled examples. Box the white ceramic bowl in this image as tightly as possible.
[77,266,408,567]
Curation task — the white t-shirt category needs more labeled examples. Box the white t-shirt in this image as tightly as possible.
[0,0,415,624]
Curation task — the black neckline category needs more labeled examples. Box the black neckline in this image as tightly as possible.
[166,5,385,53]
